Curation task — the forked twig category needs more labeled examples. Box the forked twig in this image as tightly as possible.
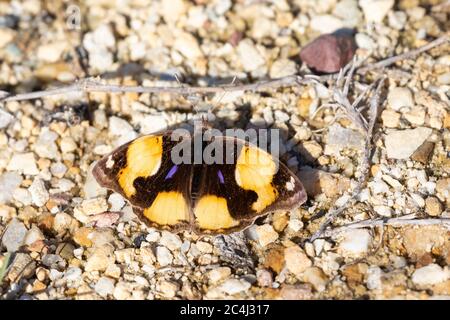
[307,35,449,241]
[310,74,386,242]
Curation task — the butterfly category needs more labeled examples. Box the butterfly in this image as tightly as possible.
[92,123,307,235]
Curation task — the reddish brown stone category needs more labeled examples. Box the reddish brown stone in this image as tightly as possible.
[228,30,243,47]
[300,32,357,73]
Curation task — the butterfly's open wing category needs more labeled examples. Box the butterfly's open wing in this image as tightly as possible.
[191,137,307,235]
[92,133,193,232]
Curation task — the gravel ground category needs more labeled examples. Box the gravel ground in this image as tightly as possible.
[0,0,449,300]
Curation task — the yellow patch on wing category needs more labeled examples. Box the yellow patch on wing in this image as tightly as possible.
[118,136,163,197]
[194,195,240,230]
[143,191,189,225]
[235,146,278,212]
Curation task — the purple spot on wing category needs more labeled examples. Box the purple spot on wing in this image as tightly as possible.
[217,170,225,184]
[165,165,178,180]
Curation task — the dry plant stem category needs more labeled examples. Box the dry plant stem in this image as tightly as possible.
[357,34,449,74]
[321,217,450,238]
[309,76,386,242]
[0,75,317,103]
[0,35,446,104]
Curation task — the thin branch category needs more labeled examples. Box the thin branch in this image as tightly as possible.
[320,217,450,238]
[310,76,386,242]
[357,34,449,74]
[0,75,317,103]
[0,35,446,104]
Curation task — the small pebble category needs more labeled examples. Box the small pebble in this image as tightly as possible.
[338,229,372,257]
[81,197,108,215]
[84,162,107,199]
[159,231,182,251]
[0,28,15,48]
[437,72,450,85]
[0,172,23,204]
[156,246,173,266]
[359,0,394,23]
[113,281,132,300]
[34,129,59,160]
[381,110,401,128]
[0,109,13,129]
[355,33,376,50]
[404,107,425,126]
[208,267,231,284]
[309,15,344,34]
[384,127,432,159]
[300,33,356,73]
[2,218,27,252]
[280,284,313,299]
[50,162,67,178]
[24,225,45,246]
[366,266,382,290]
[173,31,203,59]
[64,267,82,281]
[95,277,115,297]
[29,178,49,207]
[139,115,168,135]
[425,197,443,216]
[387,87,414,111]
[284,246,312,277]
[85,247,114,272]
[158,280,179,298]
[411,141,434,164]
[237,39,265,72]
[216,278,251,295]
[53,212,75,233]
[269,59,297,78]
[6,153,39,175]
[256,269,273,287]
[109,116,135,137]
[254,224,279,247]
[303,267,328,292]
[411,264,449,286]
[59,137,77,153]
[374,205,393,217]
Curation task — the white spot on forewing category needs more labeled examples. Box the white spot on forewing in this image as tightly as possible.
[106,156,115,169]
[235,169,241,185]
[150,157,162,176]
[286,176,295,191]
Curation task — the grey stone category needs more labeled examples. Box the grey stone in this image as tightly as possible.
[2,218,27,252]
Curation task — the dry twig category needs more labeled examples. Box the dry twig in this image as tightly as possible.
[309,70,386,242]
[0,75,318,103]
[357,34,449,74]
[320,216,450,238]
[307,34,449,241]
[0,34,447,104]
